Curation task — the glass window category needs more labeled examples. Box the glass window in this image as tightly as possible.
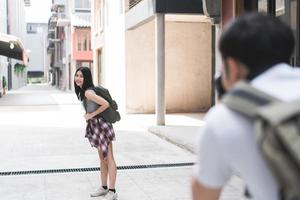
[27,24,37,34]
[77,33,81,51]
[81,62,90,68]
[75,0,90,9]
[89,37,92,51]
[82,32,87,51]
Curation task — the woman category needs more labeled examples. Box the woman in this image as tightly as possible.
[74,67,118,200]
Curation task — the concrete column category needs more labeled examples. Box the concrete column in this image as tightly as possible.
[155,13,165,125]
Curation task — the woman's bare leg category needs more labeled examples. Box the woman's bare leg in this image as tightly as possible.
[107,143,117,189]
[98,149,108,187]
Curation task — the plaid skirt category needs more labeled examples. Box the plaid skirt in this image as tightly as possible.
[85,117,115,158]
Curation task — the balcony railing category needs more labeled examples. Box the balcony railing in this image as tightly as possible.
[51,3,65,13]
[129,0,143,9]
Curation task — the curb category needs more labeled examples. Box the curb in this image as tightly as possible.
[148,126,196,153]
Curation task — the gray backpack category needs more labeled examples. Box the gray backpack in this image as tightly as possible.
[93,86,121,123]
[222,82,300,200]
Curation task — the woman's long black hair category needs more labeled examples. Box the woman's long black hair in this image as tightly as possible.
[74,66,94,101]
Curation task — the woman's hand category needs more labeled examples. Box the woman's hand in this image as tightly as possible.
[84,113,94,121]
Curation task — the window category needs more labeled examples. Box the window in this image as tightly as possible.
[75,0,90,9]
[77,32,81,51]
[27,24,37,34]
[89,36,92,51]
[82,32,87,51]
[95,0,104,34]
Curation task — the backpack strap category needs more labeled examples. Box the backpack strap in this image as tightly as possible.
[222,81,280,118]
[93,86,112,104]
[256,100,300,125]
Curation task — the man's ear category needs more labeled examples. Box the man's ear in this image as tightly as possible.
[221,57,246,91]
[226,57,240,81]
[228,57,249,80]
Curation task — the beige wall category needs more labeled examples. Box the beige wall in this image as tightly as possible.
[126,18,212,113]
[126,20,156,113]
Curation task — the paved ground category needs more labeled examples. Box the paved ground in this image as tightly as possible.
[0,84,245,200]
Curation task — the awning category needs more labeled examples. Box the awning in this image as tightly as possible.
[0,33,28,64]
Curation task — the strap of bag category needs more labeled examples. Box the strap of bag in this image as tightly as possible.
[222,81,280,118]
[257,99,300,125]
[93,86,112,104]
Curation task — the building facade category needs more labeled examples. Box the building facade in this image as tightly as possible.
[0,0,8,95]
[48,0,71,90]
[70,0,93,91]
[7,0,28,90]
[125,0,212,116]
[26,23,49,82]
[72,22,92,69]
[91,0,126,114]
[204,0,300,72]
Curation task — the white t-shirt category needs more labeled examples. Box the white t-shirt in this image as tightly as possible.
[195,63,300,200]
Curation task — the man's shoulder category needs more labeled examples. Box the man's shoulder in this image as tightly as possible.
[204,103,252,138]
[205,103,243,125]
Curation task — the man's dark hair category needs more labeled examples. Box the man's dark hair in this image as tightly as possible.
[219,12,295,80]
[74,66,94,101]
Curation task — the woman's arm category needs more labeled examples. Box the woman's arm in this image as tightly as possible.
[84,89,109,120]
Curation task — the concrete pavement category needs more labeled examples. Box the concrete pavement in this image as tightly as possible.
[0,84,245,200]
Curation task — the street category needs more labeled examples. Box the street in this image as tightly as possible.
[0,84,245,200]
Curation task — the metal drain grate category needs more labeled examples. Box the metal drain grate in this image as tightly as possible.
[0,163,194,176]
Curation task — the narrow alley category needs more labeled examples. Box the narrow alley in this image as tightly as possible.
[0,85,244,200]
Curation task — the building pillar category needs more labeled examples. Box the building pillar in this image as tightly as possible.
[155,13,165,125]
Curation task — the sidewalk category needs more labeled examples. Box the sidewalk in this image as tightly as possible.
[0,84,197,200]
[0,84,245,200]
[119,113,246,200]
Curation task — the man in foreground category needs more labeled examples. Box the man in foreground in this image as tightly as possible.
[191,13,300,200]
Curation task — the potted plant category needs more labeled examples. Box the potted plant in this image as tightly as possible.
[2,76,7,95]
[14,63,26,76]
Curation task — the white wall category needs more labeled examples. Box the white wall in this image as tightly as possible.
[26,23,48,73]
[8,0,27,89]
[102,0,126,114]
[64,0,71,90]
[126,19,213,113]
[0,0,8,91]
[0,0,7,33]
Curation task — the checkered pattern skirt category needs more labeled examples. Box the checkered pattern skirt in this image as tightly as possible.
[85,117,115,158]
